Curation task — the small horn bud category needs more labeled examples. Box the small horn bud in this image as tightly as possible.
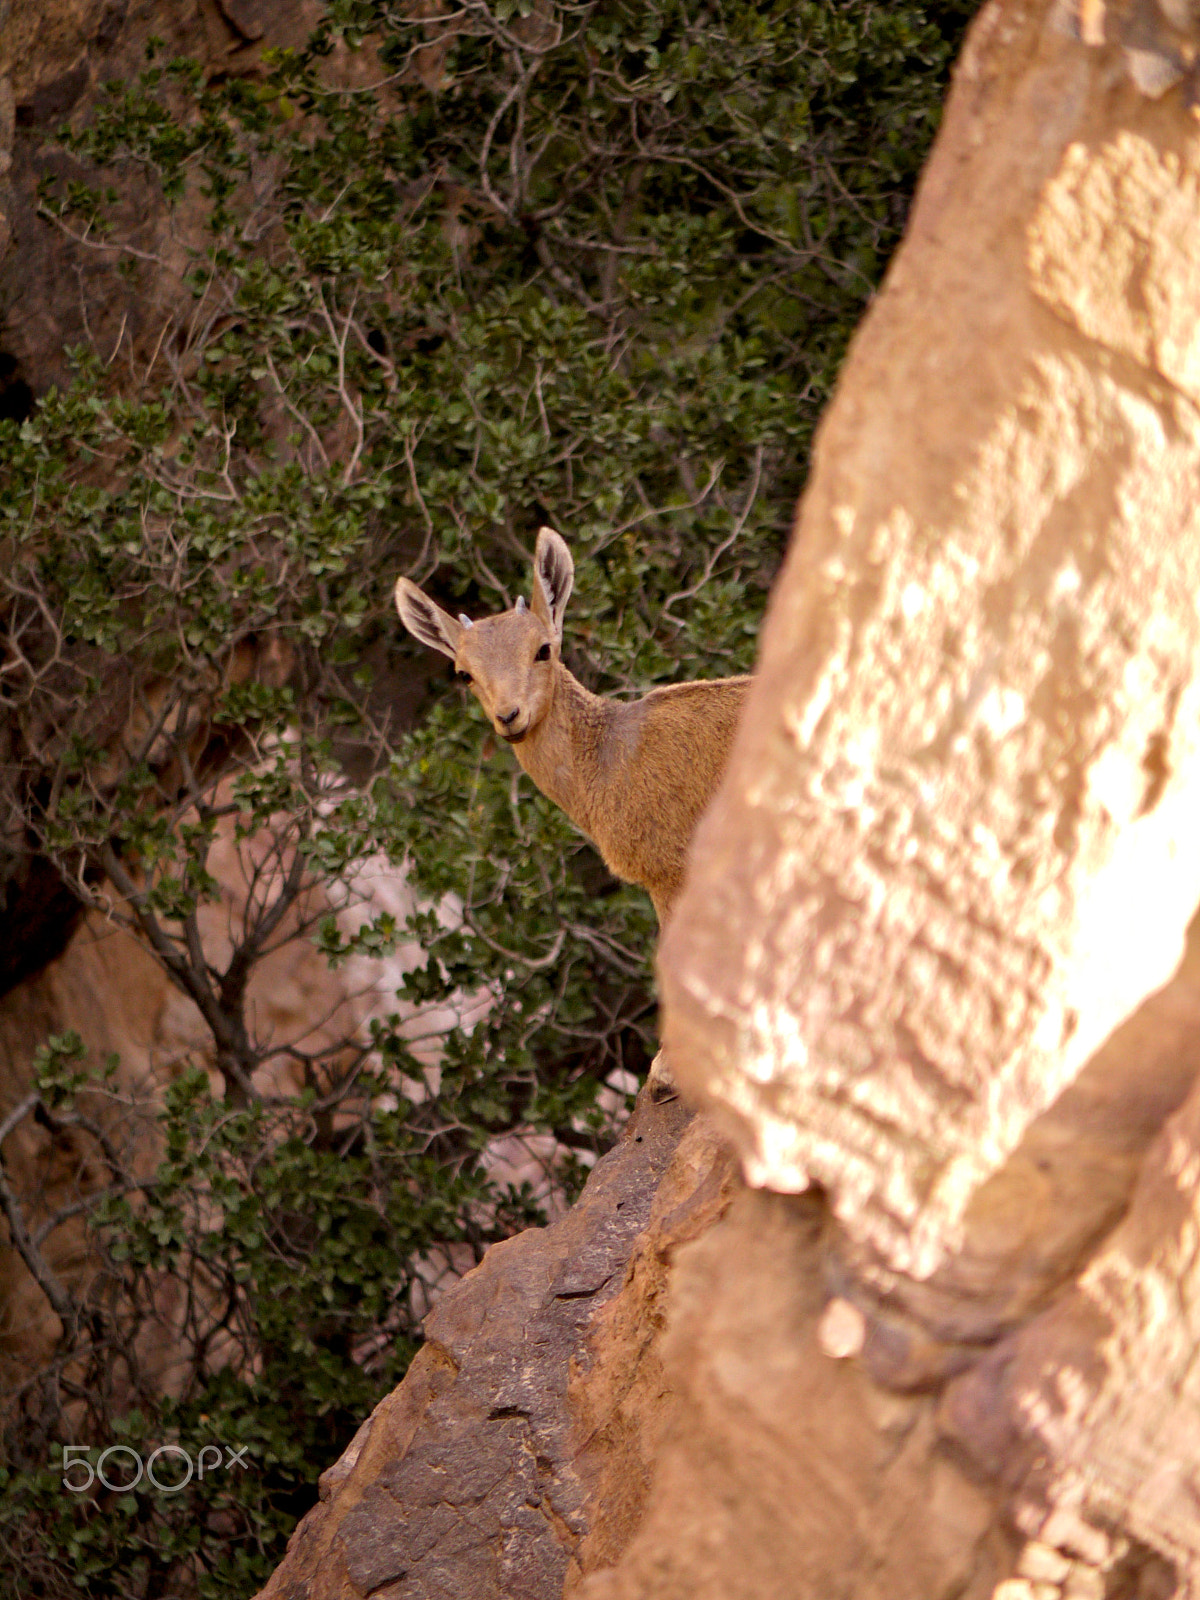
[516,595,527,613]
[458,613,473,629]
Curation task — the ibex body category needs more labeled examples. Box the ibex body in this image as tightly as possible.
[395,528,750,928]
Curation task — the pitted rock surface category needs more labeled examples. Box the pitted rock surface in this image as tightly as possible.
[255,1097,739,1600]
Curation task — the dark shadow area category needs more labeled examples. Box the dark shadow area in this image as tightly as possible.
[0,353,33,423]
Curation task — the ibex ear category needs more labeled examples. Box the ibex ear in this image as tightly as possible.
[531,527,574,641]
[394,577,464,661]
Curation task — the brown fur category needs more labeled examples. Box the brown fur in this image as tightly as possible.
[395,528,750,927]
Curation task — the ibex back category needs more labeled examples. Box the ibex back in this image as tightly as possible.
[395,529,750,928]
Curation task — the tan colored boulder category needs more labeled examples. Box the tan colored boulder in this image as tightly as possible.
[633,0,1200,1591]
[576,1188,1017,1600]
[660,0,1200,1290]
[941,1052,1200,1588]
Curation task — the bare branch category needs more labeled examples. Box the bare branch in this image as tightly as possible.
[0,1139,78,1329]
[662,443,764,624]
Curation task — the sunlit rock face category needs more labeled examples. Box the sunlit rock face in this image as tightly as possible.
[642,0,1200,1592]
[661,5,1200,1280]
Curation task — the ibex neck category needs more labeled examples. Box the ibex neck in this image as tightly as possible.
[514,666,613,837]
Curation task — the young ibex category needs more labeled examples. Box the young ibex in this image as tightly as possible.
[394,528,751,930]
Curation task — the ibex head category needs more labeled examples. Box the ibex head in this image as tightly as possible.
[394,527,575,743]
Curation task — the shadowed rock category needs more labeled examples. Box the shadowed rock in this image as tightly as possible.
[256,1097,738,1600]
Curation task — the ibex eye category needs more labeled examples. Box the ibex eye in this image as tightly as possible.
[535,644,551,662]
[456,669,472,684]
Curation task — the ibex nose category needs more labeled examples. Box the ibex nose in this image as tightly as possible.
[498,707,521,727]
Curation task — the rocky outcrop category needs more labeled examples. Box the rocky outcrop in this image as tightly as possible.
[580,1187,1020,1600]
[649,0,1200,1591]
[662,0,1200,1286]
[255,1098,738,1600]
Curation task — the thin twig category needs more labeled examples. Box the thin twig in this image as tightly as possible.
[662,443,764,624]
[0,1146,77,1327]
